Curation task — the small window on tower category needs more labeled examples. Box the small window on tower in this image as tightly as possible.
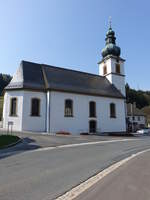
[116,64,120,74]
[103,65,107,75]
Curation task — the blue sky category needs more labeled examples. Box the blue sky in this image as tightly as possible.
[0,0,149,90]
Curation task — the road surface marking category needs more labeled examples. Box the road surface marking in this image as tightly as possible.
[0,138,140,158]
[54,148,150,200]
[33,138,139,153]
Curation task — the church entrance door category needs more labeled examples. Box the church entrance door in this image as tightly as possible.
[89,120,97,133]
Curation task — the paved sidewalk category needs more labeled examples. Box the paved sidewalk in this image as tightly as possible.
[75,151,150,200]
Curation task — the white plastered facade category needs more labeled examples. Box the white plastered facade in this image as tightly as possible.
[3,89,126,134]
[3,90,46,132]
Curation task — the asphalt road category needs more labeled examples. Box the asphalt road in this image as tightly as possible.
[75,150,150,200]
[1,137,150,200]
[0,133,132,159]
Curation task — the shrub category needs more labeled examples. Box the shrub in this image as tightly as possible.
[0,135,20,148]
[56,131,71,135]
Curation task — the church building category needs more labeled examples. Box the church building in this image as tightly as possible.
[3,25,126,135]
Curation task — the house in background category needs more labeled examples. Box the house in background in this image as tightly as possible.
[3,24,127,135]
[141,106,150,128]
[127,103,146,132]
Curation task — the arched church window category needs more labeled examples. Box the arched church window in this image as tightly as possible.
[110,103,116,118]
[116,63,120,74]
[103,65,107,75]
[65,99,73,117]
[89,101,96,117]
[31,98,40,116]
[10,97,17,116]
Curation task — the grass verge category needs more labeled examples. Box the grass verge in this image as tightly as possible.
[0,135,20,149]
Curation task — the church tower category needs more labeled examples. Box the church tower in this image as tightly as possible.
[98,22,125,96]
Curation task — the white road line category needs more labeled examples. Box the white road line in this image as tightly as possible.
[33,138,139,153]
[0,138,140,158]
[54,148,150,200]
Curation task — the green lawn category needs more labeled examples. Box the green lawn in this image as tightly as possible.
[0,135,20,149]
[0,96,4,121]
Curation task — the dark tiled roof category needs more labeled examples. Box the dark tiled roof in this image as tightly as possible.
[5,60,125,99]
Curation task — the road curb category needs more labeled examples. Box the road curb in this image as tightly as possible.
[55,148,150,200]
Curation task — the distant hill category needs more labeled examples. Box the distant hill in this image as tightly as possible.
[141,106,150,124]
[0,74,12,96]
[126,83,150,124]
[126,83,150,109]
[0,74,11,120]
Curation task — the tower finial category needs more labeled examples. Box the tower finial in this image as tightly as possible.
[109,16,112,29]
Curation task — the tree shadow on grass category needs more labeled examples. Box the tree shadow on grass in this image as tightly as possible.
[0,137,41,160]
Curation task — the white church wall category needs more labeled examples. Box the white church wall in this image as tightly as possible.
[49,91,126,135]
[22,91,46,132]
[3,90,47,132]
[3,91,24,131]
[3,90,126,134]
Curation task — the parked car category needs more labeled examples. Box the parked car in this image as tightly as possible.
[136,128,150,134]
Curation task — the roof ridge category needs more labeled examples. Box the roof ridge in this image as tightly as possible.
[42,64,106,79]
[21,60,105,79]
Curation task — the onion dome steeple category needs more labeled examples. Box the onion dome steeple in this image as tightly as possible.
[101,18,121,58]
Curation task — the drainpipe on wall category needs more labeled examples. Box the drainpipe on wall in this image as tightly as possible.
[46,91,50,133]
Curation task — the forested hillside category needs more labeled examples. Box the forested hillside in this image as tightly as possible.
[126,83,150,109]
[0,74,12,96]
[0,74,11,120]
[126,84,150,123]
